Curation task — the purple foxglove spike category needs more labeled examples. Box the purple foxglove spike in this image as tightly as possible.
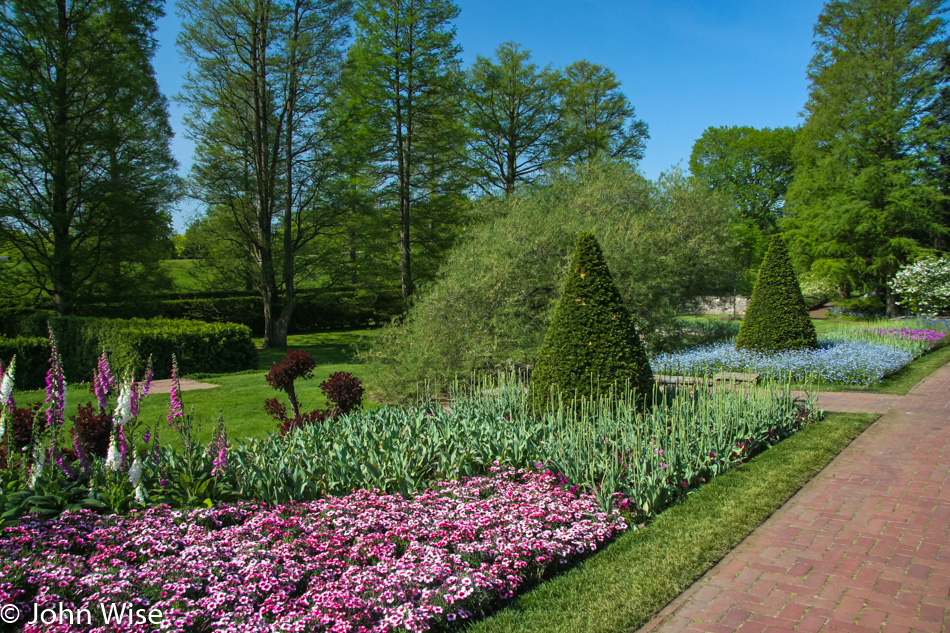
[44,325,67,428]
[167,354,183,424]
[143,355,154,397]
[71,429,90,477]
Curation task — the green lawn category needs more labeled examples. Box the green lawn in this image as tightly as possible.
[14,329,380,449]
[467,412,878,633]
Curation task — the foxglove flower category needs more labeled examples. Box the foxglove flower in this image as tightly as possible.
[134,483,147,504]
[0,355,14,405]
[104,440,120,472]
[29,448,45,488]
[114,380,132,427]
[44,325,67,428]
[167,354,183,424]
[92,349,115,411]
[143,355,154,396]
[128,458,143,487]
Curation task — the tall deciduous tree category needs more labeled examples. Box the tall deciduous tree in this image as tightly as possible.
[550,60,649,167]
[0,0,179,314]
[785,0,949,313]
[179,0,352,348]
[465,42,560,196]
[346,0,469,307]
[690,126,797,232]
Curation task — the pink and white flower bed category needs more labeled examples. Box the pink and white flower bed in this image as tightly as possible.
[0,466,626,632]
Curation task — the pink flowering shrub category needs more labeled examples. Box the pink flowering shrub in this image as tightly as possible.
[0,466,625,632]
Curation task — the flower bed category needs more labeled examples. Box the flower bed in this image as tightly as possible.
[651,340,914,385]
[0,467,623,633]
[651,324,949,386]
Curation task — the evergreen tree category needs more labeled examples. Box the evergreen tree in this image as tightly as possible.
[785,0,949,314]
[530,232,653,410]
[735,235,818,353]
[0,0,179,314]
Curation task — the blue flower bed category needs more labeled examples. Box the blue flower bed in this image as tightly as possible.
[651,339,914,386]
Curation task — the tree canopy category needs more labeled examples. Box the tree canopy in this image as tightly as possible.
[0,0,179,314]
[785,0,949,313]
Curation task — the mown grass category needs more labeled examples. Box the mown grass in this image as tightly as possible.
[467,412,877,633]
[13,329,380,449]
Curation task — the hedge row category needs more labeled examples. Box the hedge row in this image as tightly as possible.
[0,317,257,390]
[76,290,404,336]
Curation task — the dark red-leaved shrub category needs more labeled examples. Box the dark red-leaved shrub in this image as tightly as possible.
[276,409,327,437]
[263,350,364,436]
[265,349,316,391]
[320,372,364,416]
[0,401,44,469]
[265,349,317,418]
[71,402,112,458]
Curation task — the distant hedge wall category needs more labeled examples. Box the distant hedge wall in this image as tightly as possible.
[73,290,404,336]
[0,317,257,390]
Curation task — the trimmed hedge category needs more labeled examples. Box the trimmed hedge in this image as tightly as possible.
[736,235,818,352]
[76,290,404,336]
[0,317,257,390]
[529,232,653,410]
[0,337,49,392]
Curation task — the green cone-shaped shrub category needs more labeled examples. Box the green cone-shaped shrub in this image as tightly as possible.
[735,235,818,352]
[529,232,653,410]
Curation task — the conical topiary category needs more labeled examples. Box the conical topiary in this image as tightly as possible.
[735,235,818,352]
[529,231,653,410]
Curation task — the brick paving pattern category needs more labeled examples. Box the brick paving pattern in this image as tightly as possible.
[639,362,950,633]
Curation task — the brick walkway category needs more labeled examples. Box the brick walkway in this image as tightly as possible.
[639,362,950,633]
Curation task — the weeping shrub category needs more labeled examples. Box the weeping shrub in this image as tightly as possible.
[362,161,738,401]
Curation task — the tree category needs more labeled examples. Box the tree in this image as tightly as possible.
[179,0,352,348]
[529,231,653,410]
[0,0,179,315]
[345,0,469,307]
[690,126,797,233]
[735,235,818,353]
[465,42,561,196]
[550,60,649,167]
[785,0,949,315]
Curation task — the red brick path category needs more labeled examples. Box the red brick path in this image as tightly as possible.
[639,362,950,633]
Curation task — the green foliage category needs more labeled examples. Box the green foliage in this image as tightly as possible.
[0,317,257,388]
[550,60,649,167]
[0,337,47,390]
[785,0,949,313]
[736,236,818,352]
[465,42,561,196]
[690,126,797,232]
[529,232,652,410]
[363,161,738,401]
[0,0,179,315]
[891,257,950,315]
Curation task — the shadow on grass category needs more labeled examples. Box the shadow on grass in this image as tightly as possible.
[255,329,378,370]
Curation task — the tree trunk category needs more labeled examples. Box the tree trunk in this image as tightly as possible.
[885,287,899,318]
[51,0,73,316]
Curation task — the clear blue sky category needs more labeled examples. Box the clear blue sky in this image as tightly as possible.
[152,0,827,233]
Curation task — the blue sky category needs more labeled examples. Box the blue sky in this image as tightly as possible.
[152,0,827,232]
